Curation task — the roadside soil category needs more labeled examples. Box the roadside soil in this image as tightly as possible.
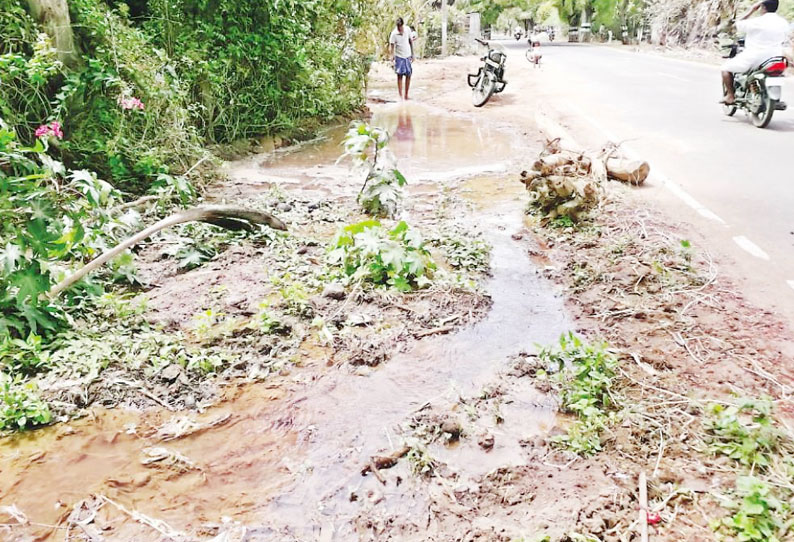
[1,54,793,542]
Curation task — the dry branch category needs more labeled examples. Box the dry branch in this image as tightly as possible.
[49,205,287,299]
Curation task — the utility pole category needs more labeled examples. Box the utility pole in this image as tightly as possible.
[441,0,448,57]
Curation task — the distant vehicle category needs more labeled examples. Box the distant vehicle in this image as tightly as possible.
[720,38,788,128]
[468,38,507,107]
[514,28,523,41]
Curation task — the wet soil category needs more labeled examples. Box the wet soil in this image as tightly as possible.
[3,56,794,542]
[0,94,571,541]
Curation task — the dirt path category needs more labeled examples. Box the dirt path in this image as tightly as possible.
[2,56,794,542]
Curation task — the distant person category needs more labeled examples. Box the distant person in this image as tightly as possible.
[389,17,415,101]
[721,0,789,105]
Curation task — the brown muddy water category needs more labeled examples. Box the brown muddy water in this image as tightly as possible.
[0,102,569,541]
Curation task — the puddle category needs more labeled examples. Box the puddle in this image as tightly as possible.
[0,102,568,541]
[221,101,524,199]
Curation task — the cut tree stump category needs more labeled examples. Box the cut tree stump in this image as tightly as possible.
[49,205,287,299]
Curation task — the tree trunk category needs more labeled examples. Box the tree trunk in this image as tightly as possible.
[49,205,287,299]
[26,0,80,67]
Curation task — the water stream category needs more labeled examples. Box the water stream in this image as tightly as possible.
[0,102,570,541]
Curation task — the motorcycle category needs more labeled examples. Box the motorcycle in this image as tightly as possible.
[548,28,555,42]
[514,29,523,41]
[720,37,788,128]
[467,38,507,107]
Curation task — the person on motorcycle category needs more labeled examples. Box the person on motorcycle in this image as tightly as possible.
[721,0,789,105]
[389,17,415,100]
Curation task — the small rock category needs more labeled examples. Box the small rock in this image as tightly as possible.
[440,419,462,440]
[160,364,183,382]
[296,246,309,255]
[511,233,524,241]
[478,434,495,451]
[277,202,293,212]
[322,283,346,300]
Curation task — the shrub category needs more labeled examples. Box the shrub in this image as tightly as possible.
[328,220,435,292]
[0,372,51,431]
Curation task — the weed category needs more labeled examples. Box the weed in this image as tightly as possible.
[0,373,51,431]
[705,399,783,469]
[713,476,787,542]
[430,225,491,273]
[538,333,620,456]
[328,220,435,292]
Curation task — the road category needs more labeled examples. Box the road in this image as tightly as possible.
[499,40,794,323]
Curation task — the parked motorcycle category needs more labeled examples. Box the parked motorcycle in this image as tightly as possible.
[467,38,507,107]
[720,37,788,128]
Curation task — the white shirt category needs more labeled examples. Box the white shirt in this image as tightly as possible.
[737,13,789,55]
[389,26,413,59]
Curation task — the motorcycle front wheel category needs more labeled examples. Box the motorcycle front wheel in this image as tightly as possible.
[748,81,774,128]
[472,71,496,107]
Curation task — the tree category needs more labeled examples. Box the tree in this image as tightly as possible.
[25,0,80,66]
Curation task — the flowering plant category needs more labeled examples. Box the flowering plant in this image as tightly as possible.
[34,121,64,139]
[118,96,145,111]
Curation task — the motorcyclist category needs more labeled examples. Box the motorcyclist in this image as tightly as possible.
[721,0,789,105]
[514,27,523,40]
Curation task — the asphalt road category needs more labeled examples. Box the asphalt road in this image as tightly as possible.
[499,39,794,322]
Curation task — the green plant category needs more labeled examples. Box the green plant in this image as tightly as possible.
[328,220,435,292]
[339,122,407,217]
[0,122,129,339]
[0,373,51,431]
[538,333,620,456]
[705,399,783,469]
[430,226,491,273]
[714,476,787,542]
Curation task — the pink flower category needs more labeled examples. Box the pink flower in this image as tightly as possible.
[35,121,64,140]
[118,96,145,111]
[50,121,63,139]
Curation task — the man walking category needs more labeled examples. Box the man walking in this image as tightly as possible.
[389,17,414,100]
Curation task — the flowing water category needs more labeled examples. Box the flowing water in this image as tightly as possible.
[0,102,570,541]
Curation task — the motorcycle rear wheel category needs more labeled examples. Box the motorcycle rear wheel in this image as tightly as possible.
[472,72,496,107]
[748,82,774,128]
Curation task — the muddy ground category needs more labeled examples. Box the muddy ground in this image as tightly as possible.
[2,56,794,542]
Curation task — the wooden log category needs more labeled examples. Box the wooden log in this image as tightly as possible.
[606,158,650,185]
[48,205,287,299]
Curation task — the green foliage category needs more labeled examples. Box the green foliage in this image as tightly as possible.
[0,373,51,431]
[340,121,407,218]
[141,0,369,142]
[705,399,784,469]
[0,122,132,339]
[430,226,492,273]
[328,220,435,291]
[714,476,787,542]
[538,332,619,456]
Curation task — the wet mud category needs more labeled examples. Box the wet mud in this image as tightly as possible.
[0,102,569,541]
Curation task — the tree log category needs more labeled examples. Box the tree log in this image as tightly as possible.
[605,158,650,185]
[49,205,287,299]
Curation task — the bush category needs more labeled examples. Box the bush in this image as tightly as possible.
[0,372,51,431]
[0,121,131,339]
[141,0,369,142]
[328,220,435,292]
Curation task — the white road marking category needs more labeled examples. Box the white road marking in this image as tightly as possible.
[562,103,728,225]
[733,236,771,260]
[788,280,794,291]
